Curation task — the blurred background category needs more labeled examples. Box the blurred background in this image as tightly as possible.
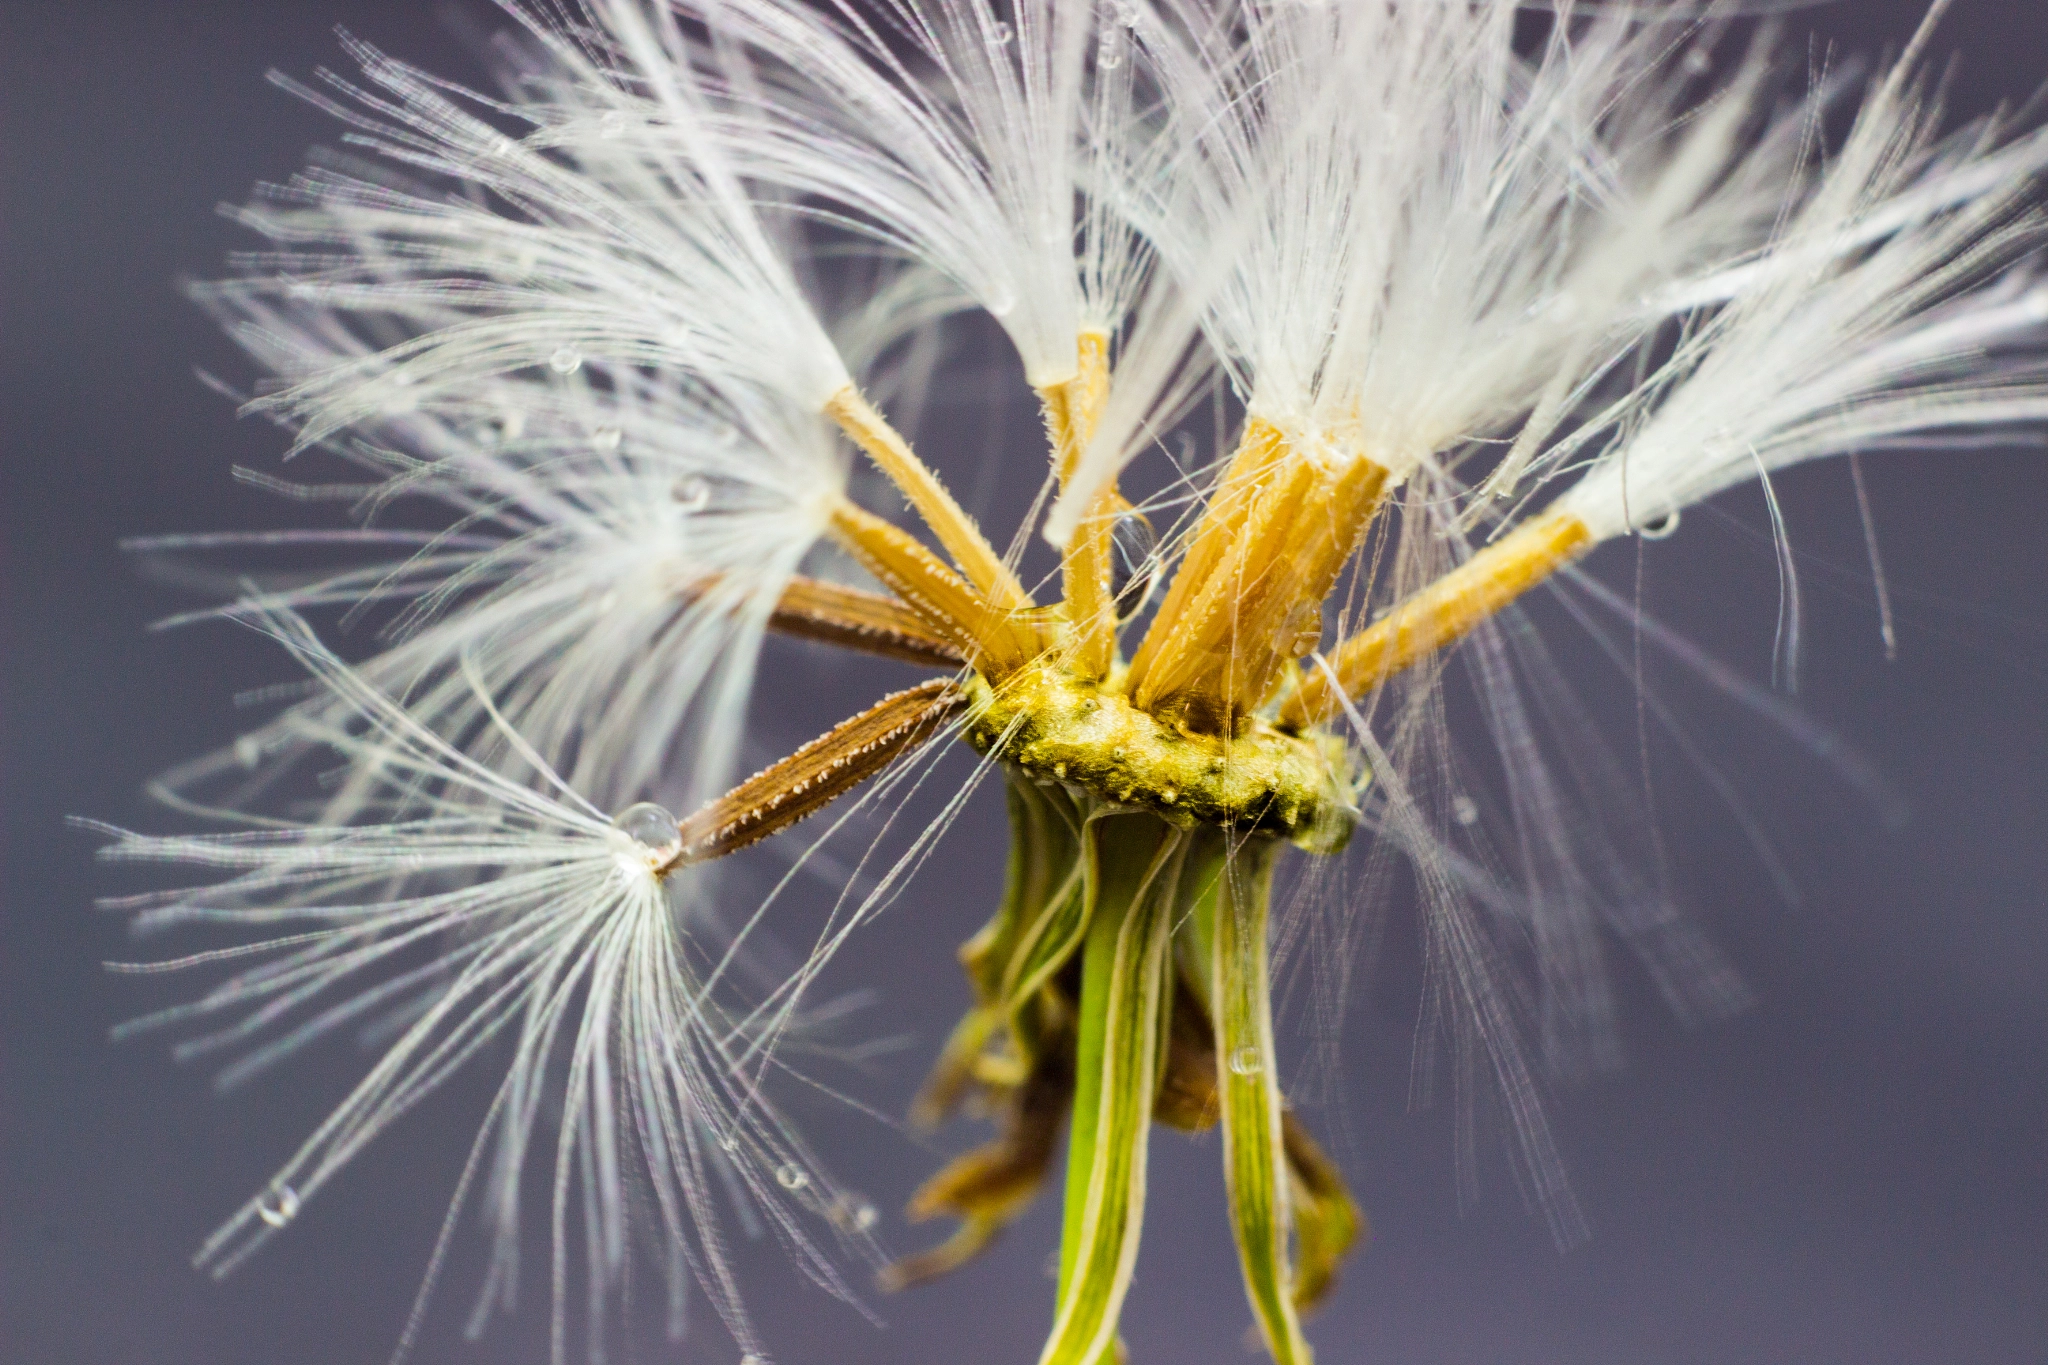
[4,3,2046,1363]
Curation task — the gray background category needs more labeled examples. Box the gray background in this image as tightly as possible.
[4,3,2046,1363]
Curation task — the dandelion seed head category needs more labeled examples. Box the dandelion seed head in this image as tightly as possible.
[117,4,2048,1361]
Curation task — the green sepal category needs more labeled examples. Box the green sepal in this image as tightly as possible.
[912,778,1084,1127]
[1042,814,1186,1365]
[1213,840,1316,1365]
[1280,1114,1364,1312]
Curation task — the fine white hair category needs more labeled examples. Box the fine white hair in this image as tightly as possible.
[95,609,868,1364]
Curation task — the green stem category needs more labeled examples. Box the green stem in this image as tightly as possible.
[1213,840,1314,1364]
[1043,814,1185,1365]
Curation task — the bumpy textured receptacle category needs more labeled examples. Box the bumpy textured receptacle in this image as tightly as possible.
[961,666,1359,852]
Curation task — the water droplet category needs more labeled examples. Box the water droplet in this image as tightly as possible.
[740,1354,767,1365]
[256,1183,301,1228]
[830,1194,878,1231]
[612,801,678,850]
[1110,511,1159,621]
[1228,1046,1263,1077]
[672,475,711,511]
[1682,48,1713,76]
[718,1133,741,1155]
[592,426,622,451]
[549,346,584,375]
[1280,603,1323,658]
[988,19,1014,46]
[1097,40,1123,70]
[490,134,516,156]
[1452,795,1480,827]
[775,1163,809,1191]
[598,110,627,138]
[235,734,263,770]
[1639,509,1681,541]
[500,410,528,442]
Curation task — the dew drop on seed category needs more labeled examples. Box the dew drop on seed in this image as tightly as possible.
[1639,510,1681,540]
[235,735,263,770]
[718,1133,741,1156]
[1110,511,1159,620]
[775,1163,809,1191]
[549,346,584,375]
[1452,795,1480,827]
[256,1183,301,1229]
[1097,41,1123,70]
[1228,1046,1263,1077]
[988,20,1014,46]
[1683,48,1713,76]
[613,802,678,850]
[673,475,711,511]
[593,426,622,452]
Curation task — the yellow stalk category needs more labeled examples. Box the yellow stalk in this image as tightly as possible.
[826,385,1033,613]
[1282,508,1595,728]
[1208,454,1389,722]
[828,498,1043,677]
[1132,453,1322,724]
[1039,330,1118,680]
[1126,417,1291,696]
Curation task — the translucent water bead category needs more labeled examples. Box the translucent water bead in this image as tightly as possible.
[1639,509,1682,540]
[1110,510,1160,621]
[672,475,711,511]
[1227,1046,1263,1076]
[613,802,679,851]
[830,1193,879,1232]
[256,1183,301,1228]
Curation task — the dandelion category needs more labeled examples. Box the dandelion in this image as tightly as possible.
[101,3,2048,1364]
